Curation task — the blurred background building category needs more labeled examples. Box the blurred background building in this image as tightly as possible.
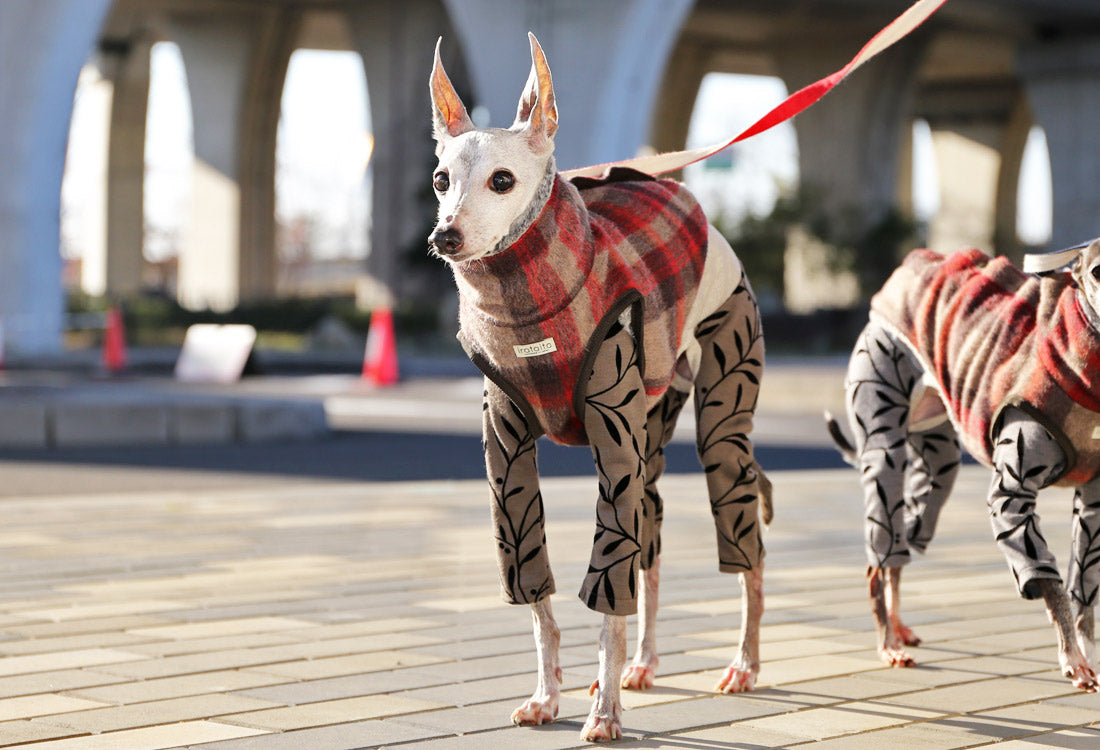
[3,0,1100,358]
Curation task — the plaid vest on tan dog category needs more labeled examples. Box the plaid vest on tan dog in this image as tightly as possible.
[871,248,1100,486]
[453,168,708,445]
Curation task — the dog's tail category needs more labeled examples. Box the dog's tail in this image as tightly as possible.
[824,410,859,467]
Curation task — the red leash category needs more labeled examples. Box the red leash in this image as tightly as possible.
[565,0,949,180]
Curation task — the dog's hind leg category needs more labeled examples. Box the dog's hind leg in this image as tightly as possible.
[845,322,925,666]
[622,388,689,690]
[1068,476,1100,671]
[690,284,767,692]
[717,564,764,693]
[888,420,960,646]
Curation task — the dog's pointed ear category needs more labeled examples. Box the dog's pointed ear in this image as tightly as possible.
[512,32,557,150]
[430,37,474,146]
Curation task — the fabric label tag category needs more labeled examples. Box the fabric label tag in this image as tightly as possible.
[514,338,557,358]
[1092,426,1100,440]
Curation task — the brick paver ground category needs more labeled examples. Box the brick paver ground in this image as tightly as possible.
[0,462,1096,748]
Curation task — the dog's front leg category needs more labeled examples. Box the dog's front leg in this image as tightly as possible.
[511,598,562,725]
[717,565,764,692]
[583,614,627,741]
[622,557,659,689]
[989,409,1096,691]
[1069,477,1100,671]
[579,319,647,741]
[1038,579,1099,692]
[481,381,562,723]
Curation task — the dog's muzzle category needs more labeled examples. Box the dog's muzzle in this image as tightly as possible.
[429,226,464,257]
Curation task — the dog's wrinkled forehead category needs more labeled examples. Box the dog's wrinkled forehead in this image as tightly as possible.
[436,129,534,174]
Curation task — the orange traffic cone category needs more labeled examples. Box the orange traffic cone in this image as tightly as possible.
[362,307,398,386]
[102,306,128,373]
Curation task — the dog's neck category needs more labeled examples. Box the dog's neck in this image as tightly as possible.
[486,157,557,258]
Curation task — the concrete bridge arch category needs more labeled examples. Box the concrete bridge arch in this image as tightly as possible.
[6,1,1100,355]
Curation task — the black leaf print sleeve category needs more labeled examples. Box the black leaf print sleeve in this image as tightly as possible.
[483,381,555,605]
[579,321,647,616]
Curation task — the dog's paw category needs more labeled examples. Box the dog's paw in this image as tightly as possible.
[893,622,922,647]
[1060,652,1100,692]
[621,662,656,690]
[511,696,558,726]
[715,661,758,693]
[879,647,916,668]
[580,712,622,742]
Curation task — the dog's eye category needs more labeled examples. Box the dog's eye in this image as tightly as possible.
[1091,265,1100,282]
[490,170,515,193]
[433,172,450,192]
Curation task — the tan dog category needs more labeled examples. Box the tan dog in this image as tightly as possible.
[428,34,771,740]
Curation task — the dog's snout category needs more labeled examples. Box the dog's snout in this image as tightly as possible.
[429,226,464,256]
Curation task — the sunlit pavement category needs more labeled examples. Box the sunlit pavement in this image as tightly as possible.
[0,462,1095,748]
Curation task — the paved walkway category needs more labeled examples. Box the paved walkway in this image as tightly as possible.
[0,463,1095,748]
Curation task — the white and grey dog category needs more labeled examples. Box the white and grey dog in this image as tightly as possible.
[827,241,1100,691]
[428,34,771,740]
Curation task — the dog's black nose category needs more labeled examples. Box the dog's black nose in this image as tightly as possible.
[429,227,464,256]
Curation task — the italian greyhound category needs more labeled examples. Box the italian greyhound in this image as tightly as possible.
[827,242,1100,691]
[428,34,772,740]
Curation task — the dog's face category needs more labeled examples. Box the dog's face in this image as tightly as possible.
[1075,240,1100,316]
[428,34,558,263]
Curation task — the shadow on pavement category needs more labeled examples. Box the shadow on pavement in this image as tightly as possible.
[0,430,849,483]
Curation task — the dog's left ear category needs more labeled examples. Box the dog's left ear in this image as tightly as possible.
[512,32,558,151]
[430,38,475,148]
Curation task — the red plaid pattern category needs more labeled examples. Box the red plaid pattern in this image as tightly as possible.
[455,168,708,445]
[872,248,1100,486]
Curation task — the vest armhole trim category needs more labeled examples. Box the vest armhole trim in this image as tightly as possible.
[457,332,545,440]
[572,290,645,428]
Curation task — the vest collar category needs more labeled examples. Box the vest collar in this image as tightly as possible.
[453,176,595,327]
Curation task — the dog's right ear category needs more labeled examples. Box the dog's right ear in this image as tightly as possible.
[430,38,474,149]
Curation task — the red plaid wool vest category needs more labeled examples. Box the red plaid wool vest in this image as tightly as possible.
[453,168,708,446]
[871,248,1100,486]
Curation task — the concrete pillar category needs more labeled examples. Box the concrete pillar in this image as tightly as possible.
[347,0,464,302]
[926,126,1001,253]
[649,41,710,158]
[776,30,925,299]
[171,8,296,311]
[778,32,923,220]
[1019,37,1100,250]
[917,81,1030,258]
[441,0,694,170]
[104,33,153,297]
[0,0,113,356]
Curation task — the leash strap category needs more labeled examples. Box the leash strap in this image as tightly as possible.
[1023,241,1094,274]
[563,0,949,180]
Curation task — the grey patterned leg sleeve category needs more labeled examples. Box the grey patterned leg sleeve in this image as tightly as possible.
[693,282,766,574]
[640,387,689,569]
[846,322,924,568]
[483,380,554,605]
[989,407,1067,600]
[903,420,960,554]
[1069,476,1100,609]
[579,318,648,616]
